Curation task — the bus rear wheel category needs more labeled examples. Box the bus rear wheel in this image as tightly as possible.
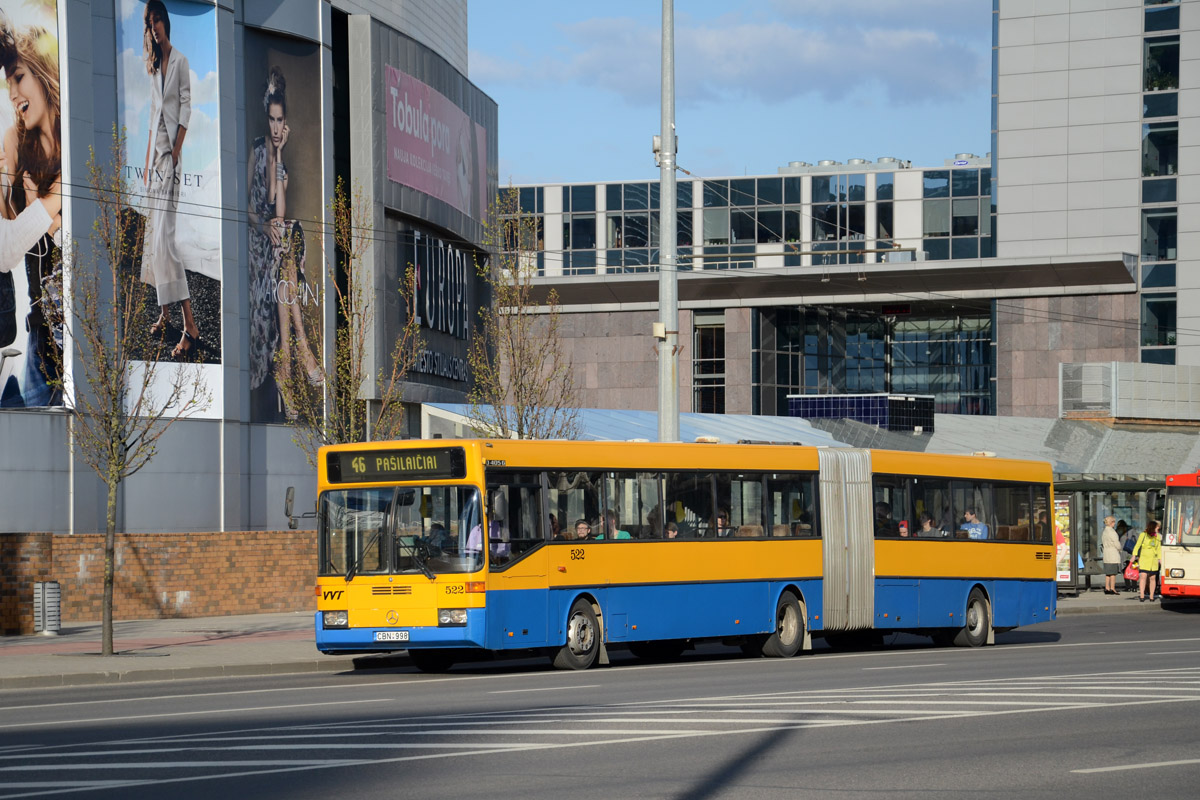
[553,599,600,670]
[953,588,991,647]
[409,648,456,673]
[761,592,804,658]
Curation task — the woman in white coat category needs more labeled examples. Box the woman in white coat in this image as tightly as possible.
[141,0,200,359]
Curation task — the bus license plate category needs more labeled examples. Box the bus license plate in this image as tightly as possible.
[374,631,409,642]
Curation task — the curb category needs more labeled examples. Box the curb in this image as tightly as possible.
[0,657,362,691]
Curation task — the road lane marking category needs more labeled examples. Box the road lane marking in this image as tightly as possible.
[490,685,601,694]
[863,664,946,670]
[0,698,392,731]
[1073,757,1200,774]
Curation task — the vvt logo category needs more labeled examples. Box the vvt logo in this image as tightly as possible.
[322,590,345,600]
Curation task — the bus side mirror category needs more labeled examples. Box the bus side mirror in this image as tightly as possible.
[285,486,297,530]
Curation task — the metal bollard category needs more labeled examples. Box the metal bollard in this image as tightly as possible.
[33,581,61,636]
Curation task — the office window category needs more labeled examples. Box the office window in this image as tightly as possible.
[1145,3,1180,33]
[1141,293,1176,347]
[1145,36,1179,91]
[1142,263,1175,288]
[876,173,894,201]
[625,183,649,211]
[606,183,622,211]
[923,199,950,237]
[924,170,950,198]
[1143,178,1176,203]
[703,180,729,208]
[1141,208,1177,262]
[1143,122,1178,177]
[694,313,725,414]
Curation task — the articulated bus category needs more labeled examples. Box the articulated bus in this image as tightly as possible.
[1161,471,1200,599]
[310,439,1057,671]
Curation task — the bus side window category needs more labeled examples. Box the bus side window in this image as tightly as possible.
[1032,485,1052,543]
[485,472,544,566]
[766,472,818,537]
[670,471,715,538]
[547,471,603,541]
[603,472,659,539]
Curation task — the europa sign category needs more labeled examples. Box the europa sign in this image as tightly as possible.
[386,66,488,222]
[398,229,475,385]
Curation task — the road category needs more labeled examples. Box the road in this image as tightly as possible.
[1,609,1199,799]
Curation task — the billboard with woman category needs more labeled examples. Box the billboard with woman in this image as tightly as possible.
[0,1,63,408]
[116,0,221,364]
[244,29,322,423]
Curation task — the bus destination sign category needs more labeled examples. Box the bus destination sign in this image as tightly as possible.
[327,447,467,483]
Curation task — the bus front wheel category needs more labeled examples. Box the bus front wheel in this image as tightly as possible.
[761,592,804,658]
[553,599,600,670]
[953,588,991,647]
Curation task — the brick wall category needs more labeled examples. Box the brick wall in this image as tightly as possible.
[0,531,316,635]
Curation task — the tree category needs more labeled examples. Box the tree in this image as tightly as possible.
[50,126,208,656]
[276,178,422,469]
[467,187,580,440]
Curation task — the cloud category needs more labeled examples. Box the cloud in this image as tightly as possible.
[472,7,988,109]
[770,0,990,36]
[191,69,218,108]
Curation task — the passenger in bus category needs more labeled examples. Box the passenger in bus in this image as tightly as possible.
[874,501,898,536]
[548,513,562,540]
[602,508,632,540]
[665,521,679,539]
[715,509,733,537]
[916,512,942,538]
[573,518,592,540]
[959,508,989,540]
[1034,510,1050,541]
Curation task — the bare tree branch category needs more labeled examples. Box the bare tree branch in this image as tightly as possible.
[276,177,423,469]
[467,187,580,440]
[48,125,210,656]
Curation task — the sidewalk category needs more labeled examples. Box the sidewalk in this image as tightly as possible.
[0,590,1178,690]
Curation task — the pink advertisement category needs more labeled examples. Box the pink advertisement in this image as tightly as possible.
[386,66,487,223]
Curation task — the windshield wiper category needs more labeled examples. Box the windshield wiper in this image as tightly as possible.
[411,537,436,581]
[346,528,383,582]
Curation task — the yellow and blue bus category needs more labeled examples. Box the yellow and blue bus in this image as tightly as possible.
[309,439,1056,671]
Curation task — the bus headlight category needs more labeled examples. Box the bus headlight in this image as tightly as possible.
[1169,568,1185,578]
[438,608,468,627]
[323,610,349,629]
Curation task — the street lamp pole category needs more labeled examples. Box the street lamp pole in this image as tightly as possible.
[656,0,680,442]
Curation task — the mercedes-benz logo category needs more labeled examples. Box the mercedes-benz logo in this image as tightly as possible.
[386,610,399,625]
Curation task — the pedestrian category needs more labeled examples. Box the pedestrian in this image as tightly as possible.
[1100,515,1122,595]
[1130,519,1163,602]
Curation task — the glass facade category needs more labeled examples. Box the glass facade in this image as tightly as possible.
[922,167,994,260]
[1141,5,1180,363]
[693,313,726,414]
[752,307,993,417]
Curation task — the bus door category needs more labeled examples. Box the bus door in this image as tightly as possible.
[818,449,875,632]
[484,471,550,648]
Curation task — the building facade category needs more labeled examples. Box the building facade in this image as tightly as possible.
[515,0,1189,422]
[0,0,496,533]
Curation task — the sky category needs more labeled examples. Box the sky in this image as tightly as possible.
[467,0,993,186]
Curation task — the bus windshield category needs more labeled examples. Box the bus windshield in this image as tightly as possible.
[1163,486,1200,547]
[319,486,483,577]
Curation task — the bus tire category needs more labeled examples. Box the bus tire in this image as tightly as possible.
[409,649,456,673]
[954,588,990,647]
[553,599,600,670]
[762,592,804,658]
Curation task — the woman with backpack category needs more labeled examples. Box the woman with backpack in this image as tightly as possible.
[1130,520,1163,602]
